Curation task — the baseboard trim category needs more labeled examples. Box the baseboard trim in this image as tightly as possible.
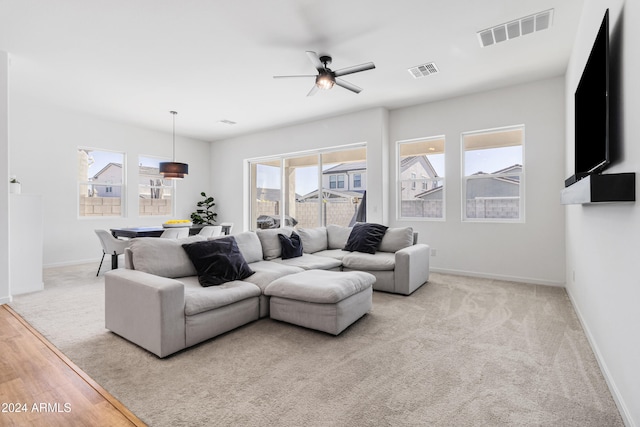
[429,267,565,287]
[565,288,634,427]
[43,258,102,269]
[0,296,12,305]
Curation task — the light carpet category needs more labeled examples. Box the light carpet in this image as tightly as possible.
[10,264,623,426]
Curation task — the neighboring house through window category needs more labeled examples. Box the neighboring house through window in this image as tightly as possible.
[78,148,125,217]
[249,144,367,230]
[462,125,524,222]
[397,136,445,220]
[139,155,174,216]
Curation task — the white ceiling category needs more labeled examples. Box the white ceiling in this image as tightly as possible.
[0,0,584,142]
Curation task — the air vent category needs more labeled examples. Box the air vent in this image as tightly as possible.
[408,62,439,79]
[478,9,553,48]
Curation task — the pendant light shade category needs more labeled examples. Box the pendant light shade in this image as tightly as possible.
[159,111,188,179]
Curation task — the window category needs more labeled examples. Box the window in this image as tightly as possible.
[248,144,366,230]
[462,125,524,222]
[397,136,445,220]
[353,174,362,188]
[78,148,124,217]
[139,156,174,216]
[329,174,345,189]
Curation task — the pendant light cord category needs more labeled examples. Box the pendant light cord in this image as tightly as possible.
[170,111,177,161]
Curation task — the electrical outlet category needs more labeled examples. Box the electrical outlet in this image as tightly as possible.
[431,248,437,256]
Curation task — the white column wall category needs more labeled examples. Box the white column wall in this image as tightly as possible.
[565,1,640,425]
[0,52,9,304]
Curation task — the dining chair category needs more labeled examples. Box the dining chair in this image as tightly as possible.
[198,225,223,237]
[95,229,130,276]
[220,222,234,235]
[160,227,190,238]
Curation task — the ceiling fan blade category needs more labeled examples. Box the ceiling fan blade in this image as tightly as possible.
[335,78,362,94]
[273,75,316,79]
[334,62,375,77]
[307,84,320,97]
[306,51,325,72]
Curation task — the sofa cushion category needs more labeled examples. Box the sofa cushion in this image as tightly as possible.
[182,237,254,287]
[243,261,304,292]
[342,251,396,271]
[257,227,293,260]
[378,227,414,253]
[344,223,388,254]
[130,235,205,278]
[326,224,352,249]
[227,231,263,263]
[264,270,375,304]
[271,253,342,270]
[297,227,328,254]
[313,248,348,261]
[183,280,261,316]
[278,232,303,259]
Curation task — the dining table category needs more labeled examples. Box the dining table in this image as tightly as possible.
[110,224,231,239]
[111,226,191,239]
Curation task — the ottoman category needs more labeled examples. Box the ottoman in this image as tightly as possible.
[264,269,375,335]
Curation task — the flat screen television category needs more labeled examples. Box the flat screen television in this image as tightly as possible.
[573,9,609,182]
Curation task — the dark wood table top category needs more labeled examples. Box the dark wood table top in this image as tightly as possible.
[110,225,205,238]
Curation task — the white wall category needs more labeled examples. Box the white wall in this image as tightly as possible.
[211,79,566,286]
[0,52,9,304]
[390,77,566,285]
[9,97,212,267]
[211,108,390,230]
[565,1,640,425]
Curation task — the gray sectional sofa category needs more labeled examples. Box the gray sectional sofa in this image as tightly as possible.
[105,224,430,357]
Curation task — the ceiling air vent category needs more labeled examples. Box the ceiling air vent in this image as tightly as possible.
[408,62,439,79]
[478,9,553,48]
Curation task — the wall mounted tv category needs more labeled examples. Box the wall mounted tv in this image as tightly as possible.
[573,9,609,183]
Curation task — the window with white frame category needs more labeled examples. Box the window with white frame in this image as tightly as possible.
[78,148,125,217]
[397,136,445,220]
[248,144,367,230]
[353,173,362,188]
[462,125,524,222]
[139,156,174,216]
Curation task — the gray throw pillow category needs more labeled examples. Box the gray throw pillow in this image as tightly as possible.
[256,227,293,260]
[130,235,205,278]
[297,227,327,254]
[378,227,414,253]
[327,224,352,249]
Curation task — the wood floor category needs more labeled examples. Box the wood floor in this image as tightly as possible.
[0,304,145,426]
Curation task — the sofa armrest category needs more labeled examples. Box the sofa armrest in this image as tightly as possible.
[105,269,186,358]
[394,243,430,295]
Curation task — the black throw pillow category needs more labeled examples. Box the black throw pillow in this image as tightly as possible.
[278,231,304,259]
[182,237,254,287]
[343,223,389,254]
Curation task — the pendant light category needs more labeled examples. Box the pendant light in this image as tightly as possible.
[159,111,189,179]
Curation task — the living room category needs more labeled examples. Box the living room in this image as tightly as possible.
[1,0,639,426]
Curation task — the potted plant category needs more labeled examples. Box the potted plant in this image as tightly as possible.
[190,192,218,225]
[9,176,21,194]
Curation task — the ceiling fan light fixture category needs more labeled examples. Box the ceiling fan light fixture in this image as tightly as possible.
[316,73,335,90]
[160,111,189,180]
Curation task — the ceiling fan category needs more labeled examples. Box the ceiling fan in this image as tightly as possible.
[274,51,375,96]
